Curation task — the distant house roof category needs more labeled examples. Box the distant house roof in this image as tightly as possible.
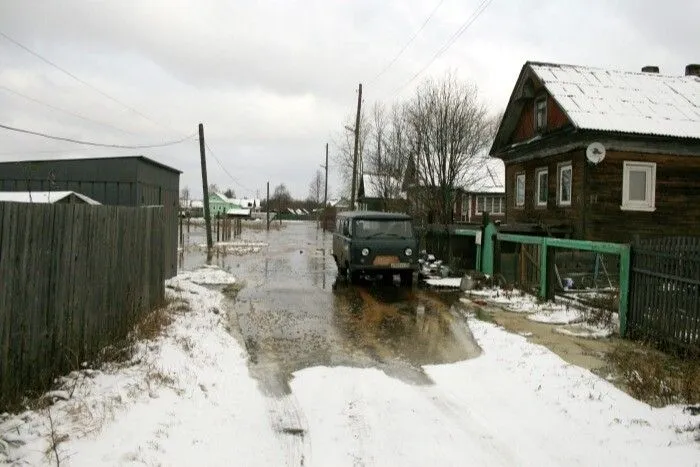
[232,198,260,208]
[226,207,251,216]
[0,191,101,204]
[463,158,505,194]
[212,193,238,204]
[287,208,296,214]
[360,173,406,199]
[328,198,350,208]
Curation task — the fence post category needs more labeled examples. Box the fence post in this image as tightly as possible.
[618,244,631,337]
[539,238,548,299]
[481,222,497,275]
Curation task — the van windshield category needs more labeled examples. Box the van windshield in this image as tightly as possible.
[353,219,413,238]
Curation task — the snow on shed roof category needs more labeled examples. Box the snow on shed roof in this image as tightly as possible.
[463,158,505,194]
[361,173,406,199]
[0,191,101,204]
[530,62,700,139]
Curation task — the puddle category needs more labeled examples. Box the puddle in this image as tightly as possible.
[213,222,482,396]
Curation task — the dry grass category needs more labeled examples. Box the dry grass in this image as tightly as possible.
[222,281,245,300]
[609,343,700,407]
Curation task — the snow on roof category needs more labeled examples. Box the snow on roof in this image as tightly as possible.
[226,207,251,216]
[362,173,406,199]
[530,62,700,139]
[287,208,296,214]
[0,191,101,204]
[463,158,505,194]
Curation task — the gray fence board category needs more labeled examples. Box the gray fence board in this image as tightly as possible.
[0,202,166,406]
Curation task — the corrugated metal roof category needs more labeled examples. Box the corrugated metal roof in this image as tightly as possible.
[0,191,101,204]
[361,173,406,199]
[530,63,700,139]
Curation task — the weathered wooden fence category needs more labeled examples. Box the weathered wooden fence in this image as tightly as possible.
[629,237,700,350]
[0,202,165,406]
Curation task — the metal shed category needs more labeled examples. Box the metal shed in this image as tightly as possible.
[0,155,181,277]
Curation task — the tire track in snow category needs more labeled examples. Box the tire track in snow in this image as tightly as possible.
[342,395,375,467]
[266,392,312,467]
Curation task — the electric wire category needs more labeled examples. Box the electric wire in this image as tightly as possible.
[0,122,196,149]
[369,0,446,84]
[204,141,255,195]
[0,30,182,135]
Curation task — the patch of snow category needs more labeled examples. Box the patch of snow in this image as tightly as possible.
[177,265,236,285]
[554,323,614,339]
[424,277,462,288]
[528,307,584,324]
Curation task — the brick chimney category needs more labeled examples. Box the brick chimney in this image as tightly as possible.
[685,64,700,77]
[641,66,659,73]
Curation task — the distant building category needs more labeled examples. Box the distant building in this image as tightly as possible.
[0,190,101,205]
[357,173,407,212]
[454,158,506,224]
[0,155,181,277]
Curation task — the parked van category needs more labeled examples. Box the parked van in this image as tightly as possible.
[332,211,419,285]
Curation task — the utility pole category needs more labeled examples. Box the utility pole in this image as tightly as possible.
[323,143,329,209]
[199,123,213,250]
[266,181,270,231]
[350,83,362,210]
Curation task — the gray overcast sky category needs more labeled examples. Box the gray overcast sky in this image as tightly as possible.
[0,0,697,200]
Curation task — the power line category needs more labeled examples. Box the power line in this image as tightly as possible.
[369,0,446,84]
[0,84,135,135]
[204,141,255,194]
[393,0,494,96]
[0,122,196,149]
[0,30,181,135]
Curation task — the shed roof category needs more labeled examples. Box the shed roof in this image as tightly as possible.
[360,173,406,199]
[0,191,101,204]
[0,155,182,174]
[337,210,411,220]
[530,62,700,139]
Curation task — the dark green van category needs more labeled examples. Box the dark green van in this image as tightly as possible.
[332,211,419,285]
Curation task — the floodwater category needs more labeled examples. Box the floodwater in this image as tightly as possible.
[179,221,481,396]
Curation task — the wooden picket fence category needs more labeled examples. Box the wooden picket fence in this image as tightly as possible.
[0,202,165,406]
[629,237,700,350]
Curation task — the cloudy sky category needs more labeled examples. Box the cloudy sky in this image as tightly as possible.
[0,0,697,200]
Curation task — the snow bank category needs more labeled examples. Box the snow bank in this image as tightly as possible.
[177,265,236,285]
[0,276,285,466]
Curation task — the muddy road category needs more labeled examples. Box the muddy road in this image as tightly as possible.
[217,222,481,396]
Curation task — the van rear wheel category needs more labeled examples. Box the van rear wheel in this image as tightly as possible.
[399,271,413,287]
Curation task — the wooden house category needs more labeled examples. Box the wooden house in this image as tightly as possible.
[453,158,506,224]
[490,61,700,242]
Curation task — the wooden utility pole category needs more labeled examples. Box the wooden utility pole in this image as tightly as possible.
[266,181,270,231]
[323,143,329,209]
[199,123,213,250]
[350,83,362,210]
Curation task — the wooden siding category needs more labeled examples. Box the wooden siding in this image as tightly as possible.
[585,150,700,242]
[504,149,586,236]
[511,91,572,144]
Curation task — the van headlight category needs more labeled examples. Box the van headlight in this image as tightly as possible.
[405,248,413,256]
[361,248,370,256]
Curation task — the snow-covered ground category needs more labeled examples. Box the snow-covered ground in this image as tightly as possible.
[1,269,698,466]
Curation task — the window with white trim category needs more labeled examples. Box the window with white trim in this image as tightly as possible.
[475,196,504,215]
[476,196,485,213]
[461,194,469,222]
[515,173,525,207]
[557,163,572,206]
[621,161,656,211]
[535,168,548,207]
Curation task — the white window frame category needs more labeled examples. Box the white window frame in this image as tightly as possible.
[492,196,504,214]
[557,162,572,207]
[621,161,656,212]
[515,173,525,207]
[535,167,548,207]
[461,194,469,222]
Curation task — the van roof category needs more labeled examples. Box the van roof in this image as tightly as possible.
[337,210,412,220]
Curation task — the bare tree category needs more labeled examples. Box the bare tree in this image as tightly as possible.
[224,188,236,199]
[272,183,292,211]
[208,183,220,195]
[332,109,371,198]
[362,102,411,211]
[308,169,324,206]
[405,73,493,224]
[180,186,190,201]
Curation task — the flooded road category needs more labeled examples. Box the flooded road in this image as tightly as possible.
[199,222,481,396]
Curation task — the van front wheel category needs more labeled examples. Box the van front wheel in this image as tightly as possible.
[399,271,414,287]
